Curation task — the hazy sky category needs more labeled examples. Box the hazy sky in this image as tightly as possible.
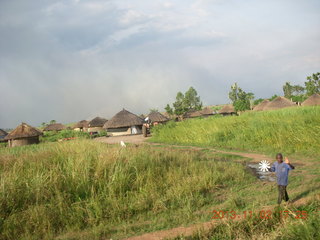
[1,0,320,128]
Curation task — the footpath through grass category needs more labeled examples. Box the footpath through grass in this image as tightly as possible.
[0,140,259,240]
[150,106,320,157]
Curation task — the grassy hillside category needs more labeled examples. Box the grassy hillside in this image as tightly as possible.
[151,106,320,157]
[0,140,255,240]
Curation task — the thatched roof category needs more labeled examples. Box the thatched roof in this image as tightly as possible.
[218,105,236,114]
[263,96,296,110]
[73,120,89,129]
[200,107,214,115]
[183,107,214,118]
[0,129,8,139]
[88,117,107,128]
[148,112,169,122]
[253,99,270,111]
[302,93,320,106]
[104,109,144,129]
[43,123,66,131]
[4,123,42,140]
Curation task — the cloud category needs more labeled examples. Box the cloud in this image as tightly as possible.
[0,0,320,128]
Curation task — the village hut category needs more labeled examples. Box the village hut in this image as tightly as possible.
[73,120,89,132]
[218,105,236,116]
[253,99,270,111]
[183,107,215,119]
[43,123,66,132]
[263,96,296,111]
[103,109,144,136]
[302,93,320,106]
[0,129,8,142]
[4,123,42,147]
[147,112,169,125]
[88,117,107,134]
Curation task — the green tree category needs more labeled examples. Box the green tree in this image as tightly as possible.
[269,94,278,101]
[41,122,47,128]
[184,87,202,111]
[228,83,253,112]
[283,82,293,98]
[173,92,187,115]
[165,87,203,115]
[164,104,173,115]
[305,72,320,96]
[50,120,56,124]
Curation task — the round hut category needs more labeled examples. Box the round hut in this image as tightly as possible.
[88,117,107,134]
[302,93,320,106]
[253,99,270,111]
[148,112,169,125]
[103,109,144,136]
[43,123,66,132]
[4,123,42,147]
[218,105,236,116]
[199,107,215,117]
[73,120,89,132]
[263,96,296,111]
[183,109,202,119]
[0,129,8,142]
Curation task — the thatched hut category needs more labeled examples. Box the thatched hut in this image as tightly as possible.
[103,109,144,136]
[199,107,215,117]
[183,107,215,119]
[0,129,8,142]
[253,99,270,111]
[4,123,42,147]
[263,96,296,111]
[43,123,66,132]
[147,112,169,125]
[302,93,320,106]
[88,117,107,133]
[218,105,236,116]
[73,120,89,132]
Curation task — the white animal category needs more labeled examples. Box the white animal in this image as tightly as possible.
[120,141,126,147]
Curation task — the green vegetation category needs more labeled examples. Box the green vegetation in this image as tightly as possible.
[228,83,254,111]
[0,140,255,240]
[41,129,91,142]
[165,87,202,115]
[151,106,320,157]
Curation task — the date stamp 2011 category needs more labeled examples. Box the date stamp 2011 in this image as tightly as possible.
[211,210,308,220]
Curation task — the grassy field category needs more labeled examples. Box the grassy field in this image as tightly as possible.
[1,106,319,239]
[150,106,320,157]
[0,140,260,240]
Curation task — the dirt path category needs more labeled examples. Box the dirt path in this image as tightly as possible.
[95,136,312,240]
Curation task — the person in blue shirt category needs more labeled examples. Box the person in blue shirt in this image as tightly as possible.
[269,153,295,204]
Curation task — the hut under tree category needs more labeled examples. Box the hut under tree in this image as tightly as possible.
[253,99,270,111]
[103,109,144,136]
[147,112,169,125]
[0,129,8,142]
[263,96,296,111]
[301,93,320,106]
[4,123,42,147]
[183,107,215,119]
[73,120,89,132]
[88,117,107,134]
[43,123,66,132]
[218,105,237,116]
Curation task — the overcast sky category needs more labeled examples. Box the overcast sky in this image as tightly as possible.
[1,0,320,128]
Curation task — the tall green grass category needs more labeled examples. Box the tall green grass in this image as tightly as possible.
[151,106,320,156]
[0,140,252,240]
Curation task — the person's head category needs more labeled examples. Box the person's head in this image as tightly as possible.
[276,153,283,163]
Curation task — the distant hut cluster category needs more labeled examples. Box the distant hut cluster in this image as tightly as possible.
[2,93,319,148]
[4,123,42,147]
[104,109,144,136]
